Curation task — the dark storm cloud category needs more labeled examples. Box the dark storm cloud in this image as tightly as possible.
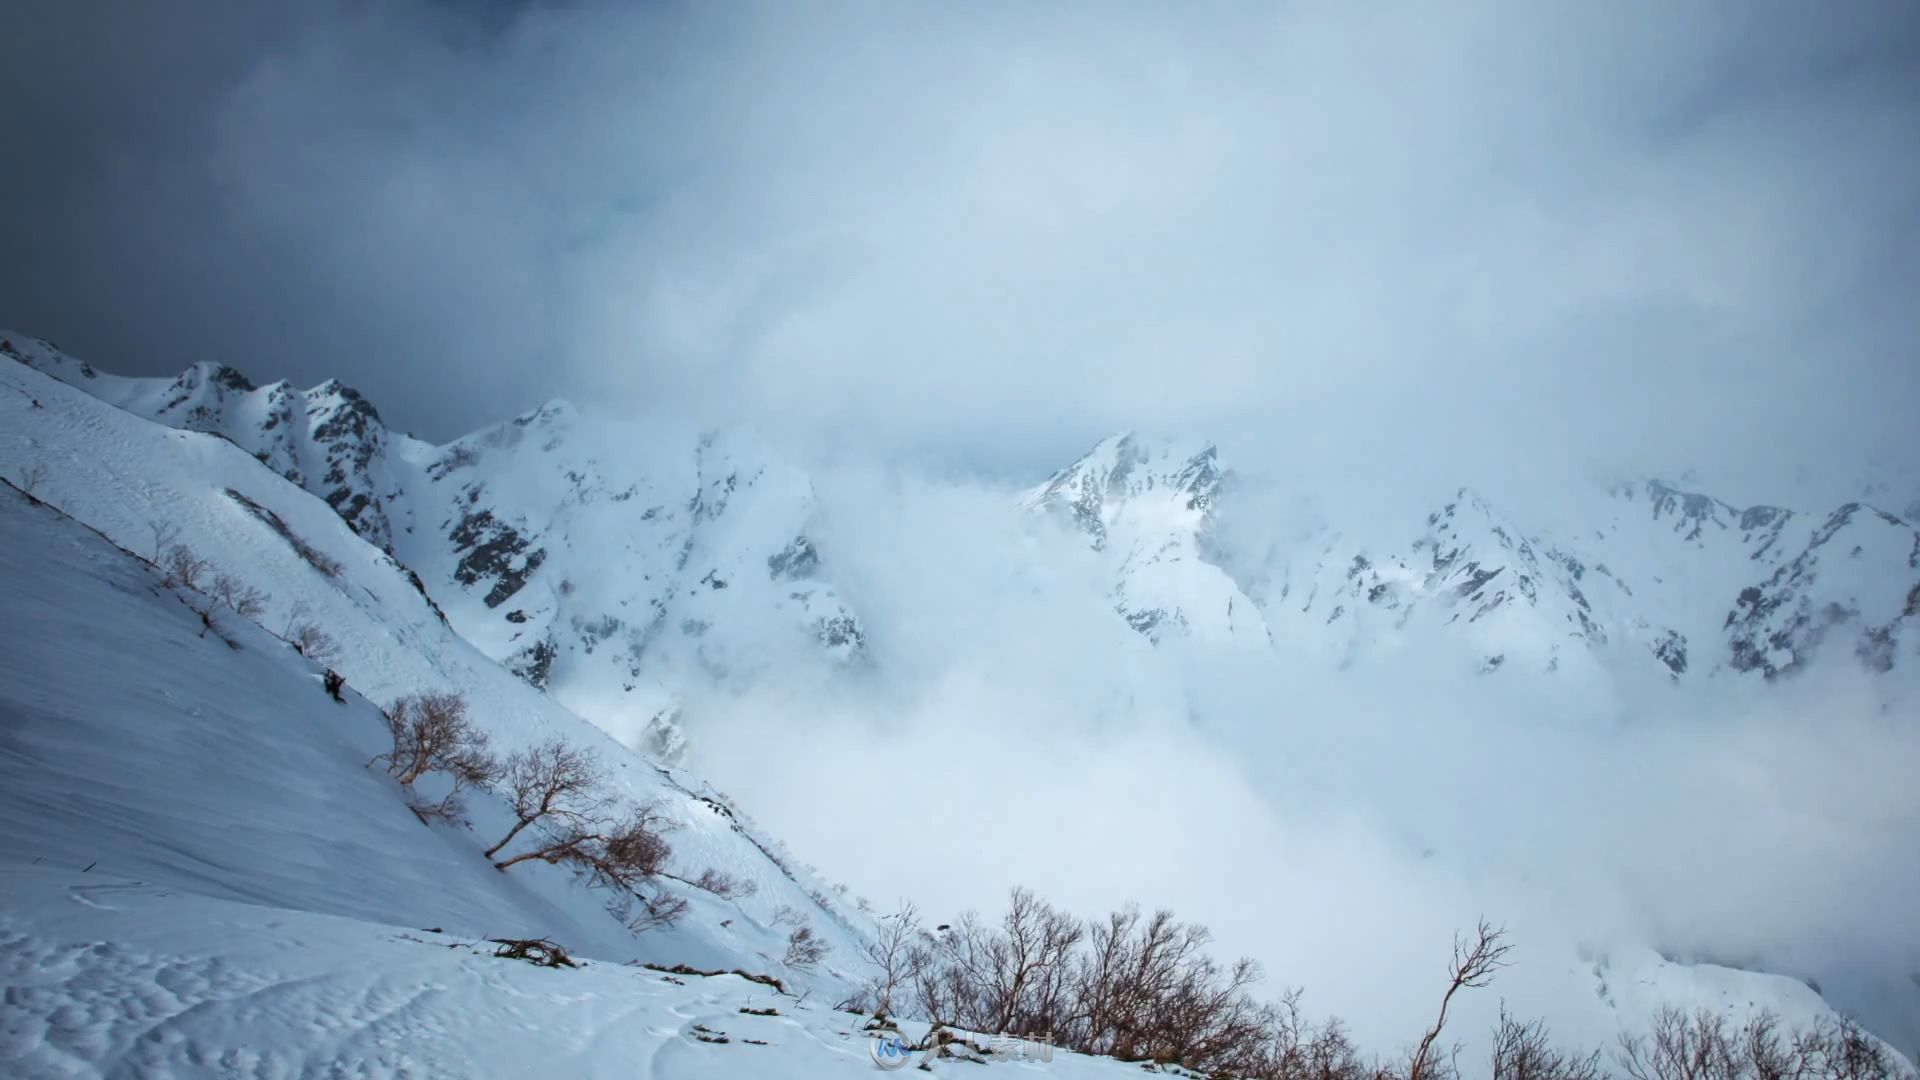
[1,1,1916,490]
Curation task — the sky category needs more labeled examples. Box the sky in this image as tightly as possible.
[2,0,1918,492]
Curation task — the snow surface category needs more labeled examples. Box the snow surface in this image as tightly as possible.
[2,862,1114,1078]
[0,353,880,990]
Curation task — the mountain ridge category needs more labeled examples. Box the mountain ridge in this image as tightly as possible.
[8,331,1916,710]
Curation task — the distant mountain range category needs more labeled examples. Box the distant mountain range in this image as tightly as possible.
[8,331,1917,747]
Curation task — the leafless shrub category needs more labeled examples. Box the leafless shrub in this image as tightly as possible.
[784,923,828,969]
[1257,989,1374,1080]
[161,544,209,590]
[1616,1006,1906,1080]
[1492,1005,1604,1080]
[290,622,338,664]
[863,900,922,1018]
[834,987,876,1015]
[369,691,496,799]
[692,868,756,899]
[148,519,180,562]
[492,794,677,894]
[490,937,577,968]
[18,462,48,498]
[641,962,786,995]
[294,540,345,578]
[1408,917,1514,1080]
[483,740,607,859]
[875,889,1909,1080]
[282,598,310,637]
[623,891,692,934]
[771,904,807,929]
[208,572,269,619]
[591,805,677,890]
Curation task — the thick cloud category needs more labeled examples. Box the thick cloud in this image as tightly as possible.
[2,1,1917,492]
[678,466,1920,1050]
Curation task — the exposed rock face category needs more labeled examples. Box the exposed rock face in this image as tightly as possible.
[1724,505,1920,679]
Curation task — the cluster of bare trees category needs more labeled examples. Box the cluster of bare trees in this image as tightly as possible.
[150,519,333,658]
[1616,1006,1901,1080]
[856,893,1910,1080]
[152,532,273,647]
[366,701,682,923]
[690,868,757,900]
[889,890,1279,1073]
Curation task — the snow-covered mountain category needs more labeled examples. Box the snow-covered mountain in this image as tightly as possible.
[2,333,865,758]
[1023,432,1271,647]
[1028,432,1919,685]
[9,328,1917,721]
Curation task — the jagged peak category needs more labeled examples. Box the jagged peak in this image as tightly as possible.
[173,360,256,394]
[510,398,576,428]
[1036,431,1221,499]
[306,378,383,421]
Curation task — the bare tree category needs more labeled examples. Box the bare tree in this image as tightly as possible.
[623,890,691,933]
[1409,919,1515,1080]
[290,622,339,664]
[161,544,209,590]
[863,900,922,1018]
[369,691,496,791]
[784,923,828,969]
[1492,1005,1604,1080]
[587,804,677,890]
[691,867,756,899]
[771,904,807,929]
[282,598,311,638]
[483,740,606,859]
[1613,1007,1906,1080]
[149,519,181,562]
[17,462,48,499]
[208,572,269,619]
[492,797,677,894]
[978,886,1084,1036]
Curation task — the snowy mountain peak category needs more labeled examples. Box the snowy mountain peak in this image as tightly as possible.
[10,333,1916,694]
[1026,432,1224,550]
[2,336,865,756]
[1025,433,1263,646]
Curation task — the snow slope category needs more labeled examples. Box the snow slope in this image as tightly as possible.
[0,355,879,990]
[1,332,865,760]
[0,479,1142,1076]
[2,861,1130,1078]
